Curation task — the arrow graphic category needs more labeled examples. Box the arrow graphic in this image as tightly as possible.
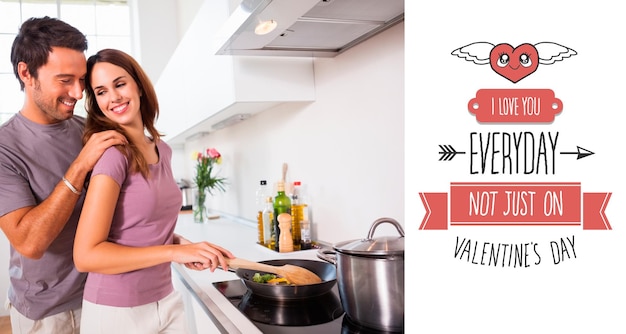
[438,145,466,161]
[559,146,594,160]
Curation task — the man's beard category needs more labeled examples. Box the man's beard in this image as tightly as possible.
[32,80,76,123]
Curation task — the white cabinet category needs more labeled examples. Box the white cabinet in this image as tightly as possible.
[155,0,316,145]
[187,294,222,333]
[173,271,222,334]
[172,262,262,334]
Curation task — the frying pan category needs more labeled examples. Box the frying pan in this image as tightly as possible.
[235,259,336,300]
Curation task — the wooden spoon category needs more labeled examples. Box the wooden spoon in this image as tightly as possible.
[226,257,322,285]
[281,162,288,183]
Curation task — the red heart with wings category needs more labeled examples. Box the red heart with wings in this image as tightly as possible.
[489,43,539,83]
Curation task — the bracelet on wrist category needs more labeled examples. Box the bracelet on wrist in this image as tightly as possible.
[62,177,81,195]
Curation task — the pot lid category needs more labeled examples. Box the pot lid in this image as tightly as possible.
[334,218,404,256]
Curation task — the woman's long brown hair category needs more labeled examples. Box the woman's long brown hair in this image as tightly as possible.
[83,48,163,178]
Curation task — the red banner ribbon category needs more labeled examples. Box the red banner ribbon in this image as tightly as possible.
[468,89,563,123]
[419,193,448,230]
[419,182,611,230]
[583,192,612,230]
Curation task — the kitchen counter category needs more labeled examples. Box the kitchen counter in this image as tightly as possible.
[173,212,326,334]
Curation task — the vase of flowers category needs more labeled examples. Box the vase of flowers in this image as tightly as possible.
[192,148,227,223]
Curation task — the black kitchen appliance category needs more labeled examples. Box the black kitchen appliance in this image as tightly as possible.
[177,179,193,211]
[213,279,404,333]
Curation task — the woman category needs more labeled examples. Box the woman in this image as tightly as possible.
[74,48,234,333]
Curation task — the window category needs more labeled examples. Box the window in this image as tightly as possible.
[0,0,131,123]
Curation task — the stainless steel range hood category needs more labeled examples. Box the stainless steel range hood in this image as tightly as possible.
[214,0,404,57]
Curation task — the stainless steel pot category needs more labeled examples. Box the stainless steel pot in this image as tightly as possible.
[318,217,404,332]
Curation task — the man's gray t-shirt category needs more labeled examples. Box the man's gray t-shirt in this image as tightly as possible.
[0,112,86,320]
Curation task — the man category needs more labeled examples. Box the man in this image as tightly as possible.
[0,17,127,333]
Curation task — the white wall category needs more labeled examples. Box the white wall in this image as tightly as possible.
[179,22,405,244]
[132,0,204,82]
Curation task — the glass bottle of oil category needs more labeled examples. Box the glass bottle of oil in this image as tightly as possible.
[290,181,307,251]
[262,196,275,250]
[255,180,269,245]
[273,180,291,252]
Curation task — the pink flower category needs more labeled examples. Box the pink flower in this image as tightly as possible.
[192,148,227,195]
[207,148,221,159]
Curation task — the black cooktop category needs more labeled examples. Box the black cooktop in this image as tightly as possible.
[213,279,400,334]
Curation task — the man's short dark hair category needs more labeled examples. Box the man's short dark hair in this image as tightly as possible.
[10,16,88,90]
